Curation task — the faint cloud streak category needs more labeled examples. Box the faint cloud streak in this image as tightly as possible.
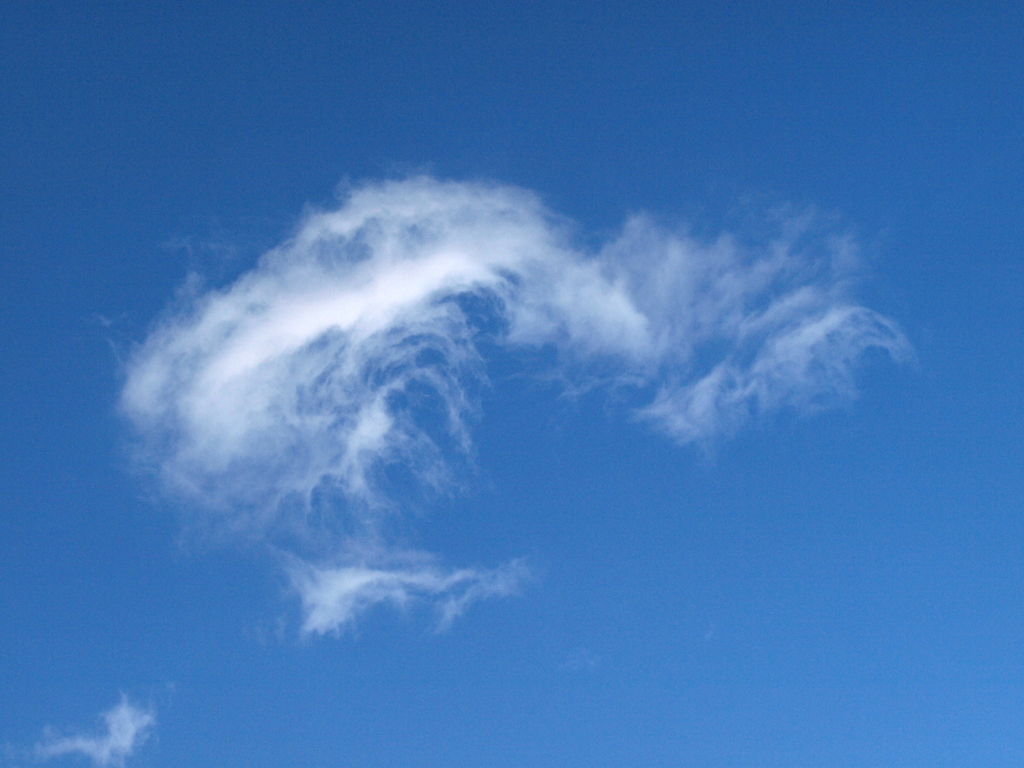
[35,696,154,768]
[288,552,528,635]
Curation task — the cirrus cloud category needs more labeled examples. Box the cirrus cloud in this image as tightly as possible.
[35,696,154,768]
[121,176,910,632]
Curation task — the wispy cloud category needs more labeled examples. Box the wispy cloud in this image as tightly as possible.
[560,647,601,672]
[288,551,528,635]
[35,696,154,768]
[122,176,910,630]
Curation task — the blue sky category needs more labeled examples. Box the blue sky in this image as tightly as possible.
[1,2,1022,767]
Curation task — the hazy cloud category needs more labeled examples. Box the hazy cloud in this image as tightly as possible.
[122,176,909,630]
[35,696,154,768]
[560,647,601,672]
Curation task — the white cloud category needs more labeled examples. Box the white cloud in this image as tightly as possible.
[288,552,528,635]
[121,176,910,630]
[35,696,154,768]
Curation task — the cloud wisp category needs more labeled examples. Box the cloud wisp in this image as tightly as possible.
[288,552,528,635]
[35,696,154,768]
[122,176,910,633]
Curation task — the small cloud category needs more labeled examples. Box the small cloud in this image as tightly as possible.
[288,552,528,635]
[560,648,601,672]
[35,695,154,768]
[704,621,717,641]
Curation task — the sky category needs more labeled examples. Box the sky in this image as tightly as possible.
[1,2,1022,767]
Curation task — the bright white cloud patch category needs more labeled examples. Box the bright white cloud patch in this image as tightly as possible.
[122,176,910,631]
[35,696,154,768]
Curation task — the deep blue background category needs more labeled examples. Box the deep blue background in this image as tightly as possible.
[2,2,1022,766]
